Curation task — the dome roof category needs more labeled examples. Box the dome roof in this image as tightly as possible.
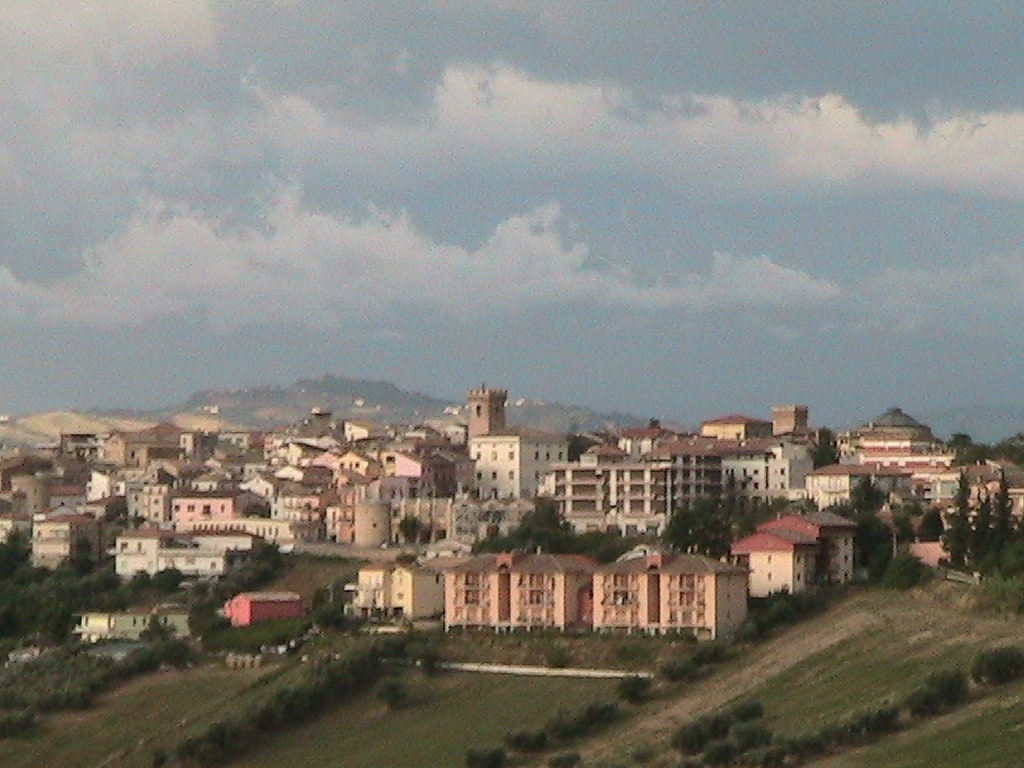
[865,407,927,430]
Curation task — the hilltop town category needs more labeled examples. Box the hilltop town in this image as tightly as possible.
[2,384,1024,767]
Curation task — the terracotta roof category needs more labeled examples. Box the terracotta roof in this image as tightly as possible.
[702,414,772,426]
[809,463,912,477]
[618,427,671,439]
[731,530,817,554]
[597,552,745,575]
[444,552,596,574]
[229,591,302,602]
[803,510,857,528]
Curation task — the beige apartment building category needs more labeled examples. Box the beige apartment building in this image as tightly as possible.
[593,552,748,639]
[544,445,673,535]
[351,563,446,620]
[444,552,595,631]
[31,514,102,569]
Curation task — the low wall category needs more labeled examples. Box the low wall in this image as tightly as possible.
[439,662,653,679]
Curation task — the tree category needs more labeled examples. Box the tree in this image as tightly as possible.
[476,499,575,554]
[810,430,840,469]
[943,472,971,568]
[970,492,993,566]
[398,516,423,544]
[992,470,1014,550]
[0,529,29,579]
[918,508,944,542]
[850,477,885,516]
[663,497,731,558]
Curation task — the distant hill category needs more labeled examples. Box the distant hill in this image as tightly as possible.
[916,405,1024,445]
[93,374,649,435]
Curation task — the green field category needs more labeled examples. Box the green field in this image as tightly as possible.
[11,581,1024,768]
[237,672,617,768]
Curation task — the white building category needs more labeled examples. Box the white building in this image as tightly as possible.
[470,429,568,500]
[113,529,255,578]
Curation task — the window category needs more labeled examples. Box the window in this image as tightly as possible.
[508,471,514,480]
[491,471,497,480]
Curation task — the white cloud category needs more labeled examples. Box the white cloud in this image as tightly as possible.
[863,254,1024,331]
[240,64,1024,198]
[0,187,839,330]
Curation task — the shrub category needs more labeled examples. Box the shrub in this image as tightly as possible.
[882,553,930,590]
[905,669,968,716]
[730,722,773,751]
[777,732,827,760]
[972,645,1024,685]
[504,730,548,753]
[548,753,581,768]
[617,675,652,703]
[546,701,619,740]
[0,709,35,739]
[660,658,698,682]
[903,686,943,718]
[820,704,900,746]
[546,644,572,669]
[465,746,507,768]
[376,679,406,710]
[692,642,729,667]
[728,700,765,723]
[629,745,655,763]
[671,720,710,755]
[702,739,737,766]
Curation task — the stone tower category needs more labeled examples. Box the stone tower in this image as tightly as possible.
[467,385,507,438]
[772,404,809,436]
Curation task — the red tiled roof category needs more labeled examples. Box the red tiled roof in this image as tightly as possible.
[702,414,772,426]
[597,552,746,575]
[731,530,817,554]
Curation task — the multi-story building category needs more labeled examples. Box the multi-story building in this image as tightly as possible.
[720,439,813,502]
[730,529,819,597]
[31,513,102,569]
[351,562,445,620]
[543,445,673,535]
[103,424,183,468]
[731,510,857,596]
[470,429,568,500]
[113,529,254,578]
[804,464,913,509]
[443,552,595,631]
[592,551,748,639]
[701,414,774,441]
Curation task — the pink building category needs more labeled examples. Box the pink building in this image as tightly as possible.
[444,552,595,632]
[223,591,305,627]
[593,552,748,640]
[171,492,244,527]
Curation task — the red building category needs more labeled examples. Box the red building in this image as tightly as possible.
[223,591,305,627]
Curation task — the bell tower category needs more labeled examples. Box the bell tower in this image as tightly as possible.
[467,385,507,438]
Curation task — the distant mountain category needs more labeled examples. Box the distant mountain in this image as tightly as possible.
[916,406,1024,445]
[94,374,650,434]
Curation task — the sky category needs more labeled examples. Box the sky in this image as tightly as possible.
[3,1,1024,429]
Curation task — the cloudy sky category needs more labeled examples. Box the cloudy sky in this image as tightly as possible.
[2,1,1024,428]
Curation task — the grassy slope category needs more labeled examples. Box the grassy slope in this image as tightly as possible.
[237,672,617,768]
[554,582,1024,768]
[3,663,285,768]
[15,581,1024,768]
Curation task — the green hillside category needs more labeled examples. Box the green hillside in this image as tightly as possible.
[94,373,650,433]
[12,581,1024,768]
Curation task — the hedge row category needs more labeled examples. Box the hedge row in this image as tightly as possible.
[174,639,408,767]
[0,709,35,739]
[672,700,900,767]
[0,640,192,713]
